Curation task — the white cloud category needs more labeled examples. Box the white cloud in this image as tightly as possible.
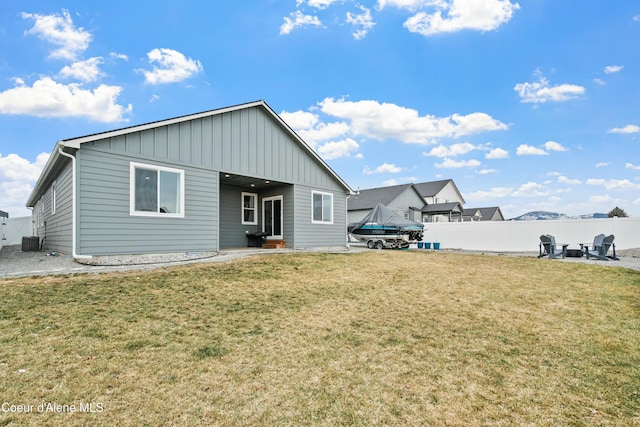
[280,11,323,35]
[608,124,640,134]
[604,65,623,74]
[377,0,447,10]
[543,140,567,152]
[140,48,203,85]
[514,71,585,103]
[346,6,376,39]
[382,179,400,186]
[0,152,50,181]
[625,163,640,170]
[434,158,481,168]
[317,138,359,160]
[110,52,128,61]
[485,147,509,159]
[557,175,581,185]
[22,10,92,60]
[513,181,549,197]
[402,0,520,36]
[319,97,507,144]
[280,110,319,129]
[0,77,131,123]
[307,0,343,9]
[477,169,496,175]
[281,109,350,149]
[587,178,640,191]
[593,78,606,86]
[464,186,513,201]
[423,142,479,157]
[363,163,404,174]
[595,162,610,168]
[0,152,50,217]
[516,144,547,156]
[59,57,104,82]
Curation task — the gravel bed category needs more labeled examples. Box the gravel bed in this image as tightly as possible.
[0,245,362,279]
[1,244,638,279]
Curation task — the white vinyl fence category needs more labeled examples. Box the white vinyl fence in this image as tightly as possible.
[421,217,640,252]
[3,216,32,246]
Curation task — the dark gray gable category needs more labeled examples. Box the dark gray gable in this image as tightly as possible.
[347,183,415,211]
[413,179,452,197]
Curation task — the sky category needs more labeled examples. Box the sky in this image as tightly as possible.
[0,0,639,219]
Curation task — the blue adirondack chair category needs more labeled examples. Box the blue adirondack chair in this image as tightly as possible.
[581,234,618,261]
[538,234,568,259]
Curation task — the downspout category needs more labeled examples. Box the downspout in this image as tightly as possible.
[58,147,92,262]
[345,193,351,248]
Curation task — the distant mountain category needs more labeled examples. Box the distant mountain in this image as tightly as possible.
[510,211,608,221]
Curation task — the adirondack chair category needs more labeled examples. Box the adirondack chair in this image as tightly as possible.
[580,234,619,261]
[538,234,568,259]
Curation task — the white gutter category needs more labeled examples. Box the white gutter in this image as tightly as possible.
[58,147,92,261]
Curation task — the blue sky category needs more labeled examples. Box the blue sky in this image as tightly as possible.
[1,0,639,218]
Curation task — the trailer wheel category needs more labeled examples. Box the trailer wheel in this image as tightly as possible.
[367,240,375,249]
[375,240,384,250]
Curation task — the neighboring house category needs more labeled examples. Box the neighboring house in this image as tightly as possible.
[462,207,505,222]
[413,179,465,204]
[26,100,353,261]
[347,184,424,223]
[348,179,469,223]
[421,202,465,223]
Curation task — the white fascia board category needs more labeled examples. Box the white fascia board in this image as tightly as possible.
[26,141,64,207]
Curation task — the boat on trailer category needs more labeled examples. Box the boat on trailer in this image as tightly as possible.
[348,203,424,249]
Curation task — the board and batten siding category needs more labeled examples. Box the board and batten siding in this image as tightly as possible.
[76,148,218,256]
[82,106,340,190]
[387,188,424,217]
[293,185,347,248]
[34,159,73,254]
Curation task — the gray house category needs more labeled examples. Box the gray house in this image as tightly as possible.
[461,207,505,222]
[347,184,424,223]
[348,179,469,223]
[27,100,353,262]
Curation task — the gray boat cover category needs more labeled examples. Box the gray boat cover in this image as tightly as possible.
[351,203,423,229]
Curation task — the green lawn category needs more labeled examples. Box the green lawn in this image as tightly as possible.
[1,251,639,426]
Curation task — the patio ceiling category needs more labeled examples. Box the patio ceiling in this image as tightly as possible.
[220,172,288,191]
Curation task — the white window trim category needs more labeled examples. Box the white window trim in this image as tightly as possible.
[241,192,258,225]
[311,190,334,224]
[130,162,185,218]
[51,180,57,215]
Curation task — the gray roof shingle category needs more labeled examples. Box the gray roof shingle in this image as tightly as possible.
[347,183,414,211]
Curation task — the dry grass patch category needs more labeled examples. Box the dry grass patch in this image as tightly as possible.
[0,251,639,426]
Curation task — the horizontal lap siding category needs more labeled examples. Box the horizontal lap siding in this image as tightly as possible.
[219,184,255,249]
[76,105,349,254]
[218,184,294,249]
[77,149,217,256]
[293,186,347,249]
[36,160,73,254]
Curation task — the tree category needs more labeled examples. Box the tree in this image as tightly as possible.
[608,206,628,218]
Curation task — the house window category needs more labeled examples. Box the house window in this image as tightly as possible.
[242,192,258,225]
[130,162,184,217]
[312,191,333,224]
[51,180,57,215]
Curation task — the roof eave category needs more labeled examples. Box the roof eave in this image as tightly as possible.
[26,141,64,208]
